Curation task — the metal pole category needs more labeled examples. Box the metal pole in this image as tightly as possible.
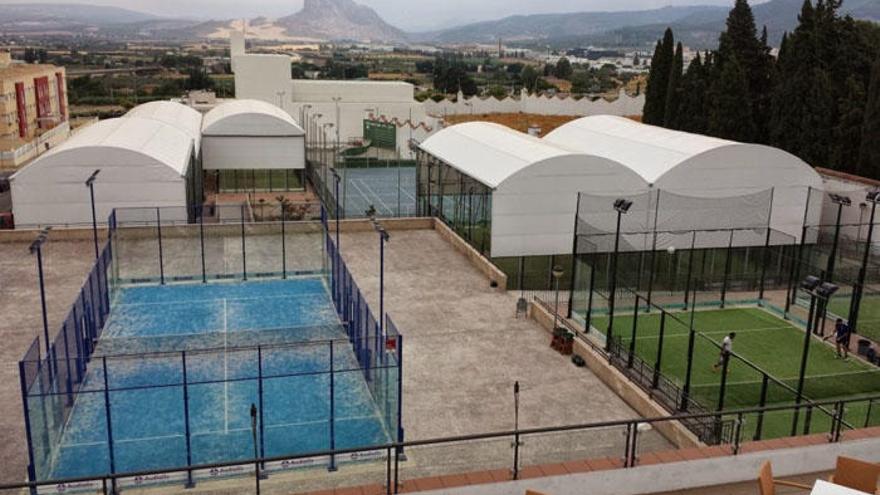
[791,291,817,436]
[826,202,845,282]
[35,246,51,368]
[89,182,99,259]
[199,208,206,284]
[753,374,769,441]
[101,357,117,493]
[852,199,877,332]
[512,381,520,480]
[684,231,696,307]
[567,194,582,318]
[759,188,775,302]
[250,404,260,495]
[720,230,734,308]
[652,312,666,389]
[18,362,38,495]
[240,204,247,281]
[607,209,623,351]
[156,208,165,285]
[628,296,639,368]
[329,341,337,471]
[182,351,194,488]
[281,201,287,279]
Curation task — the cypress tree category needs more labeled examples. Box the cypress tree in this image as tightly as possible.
[708,56,755,142]
[664,42,684,129]
[678,53,709,134]
[859,59,880,178]
[643,28,675,125]
[831,76,866,173]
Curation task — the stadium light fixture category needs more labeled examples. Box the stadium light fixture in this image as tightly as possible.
[816,282,839,299]
[613,198,633,214]
[866,190,880,203]
[800,275,821,292]
[829,193,852,206]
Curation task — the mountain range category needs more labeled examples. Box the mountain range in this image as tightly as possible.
[0,0,877,45]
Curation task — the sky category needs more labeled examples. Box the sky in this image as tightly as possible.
[7,0,766,31]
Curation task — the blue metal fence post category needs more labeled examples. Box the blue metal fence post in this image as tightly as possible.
[101,357,117,493]
[33,242,52,378]
[181,351,194,488]
[72,304,85,382]
[199,207,206,284]
[281,203,287,279]
[18,361,38,495]
[156,208,165,285]
[241,204,247,280]
[396,333,404,458]
[329,341,337,471]
[257,346,266,476]
[60,322,73,406]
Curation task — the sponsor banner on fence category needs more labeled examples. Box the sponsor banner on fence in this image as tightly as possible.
[265,455,330,472]
[38,480,103,494]
[118,471,190,489]
[193,463,254,480]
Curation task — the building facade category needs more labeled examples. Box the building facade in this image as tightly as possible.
[0,53,69,168]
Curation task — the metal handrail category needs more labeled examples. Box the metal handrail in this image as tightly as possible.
[2,393,877,493]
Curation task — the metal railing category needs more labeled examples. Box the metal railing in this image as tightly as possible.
[1,394,877,495]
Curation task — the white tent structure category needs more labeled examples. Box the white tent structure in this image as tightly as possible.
[11,117,197,227]
[544,115,824,240]
[201,99,306,192]
[418,122,649,257]
[124,100,203,155]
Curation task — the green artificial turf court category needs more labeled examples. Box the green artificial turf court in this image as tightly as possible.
[590,306,880,439]
[827,292,880,344]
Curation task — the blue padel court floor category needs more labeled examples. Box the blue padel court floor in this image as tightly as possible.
[41,278,394,479]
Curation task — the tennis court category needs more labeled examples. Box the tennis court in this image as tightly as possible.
[591,306,880,439]
[25,277,398,481]
[338,167,416,218]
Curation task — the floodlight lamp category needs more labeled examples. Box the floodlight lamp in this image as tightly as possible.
[800,275,821,292]
[829,193,851,206]
[867,190,880,203]
[816,282,839,299]
[613,198,633,214]
[551,265,564,279]
[85,169,100,187]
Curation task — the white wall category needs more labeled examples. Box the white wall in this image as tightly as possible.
[424,89,645,118]
[232,54,291,105]
[491,156,648,258]
[11,148,188,227]
[202,136,305,170]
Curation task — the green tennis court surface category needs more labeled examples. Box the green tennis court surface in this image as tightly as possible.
[591,307,880,439]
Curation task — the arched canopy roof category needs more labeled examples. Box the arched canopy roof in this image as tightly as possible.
[202,99,304,137]
[418,121,649,190]
[543,115,746,184]
[124,101,203,153]
[12,117,194,183]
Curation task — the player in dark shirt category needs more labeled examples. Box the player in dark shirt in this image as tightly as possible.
[824,318,851,359]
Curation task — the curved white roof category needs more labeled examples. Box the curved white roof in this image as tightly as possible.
[419,122,601,189]
[544,115,745,184]
[202,99,304,137]
[125,101,203,152]
[13,117,194,182]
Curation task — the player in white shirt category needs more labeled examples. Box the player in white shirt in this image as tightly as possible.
[712,332,736,372]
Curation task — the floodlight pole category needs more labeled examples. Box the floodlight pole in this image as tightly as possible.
[85,169,100,259]
[512,381,520,480]
[791,289,817,437]
[826,194,851,283]
[370,215,390,338]
[552,265,564,330]
[30,228,52,368]
[250,403,261,495]
[852,192,879,332]
[606,200,630,351]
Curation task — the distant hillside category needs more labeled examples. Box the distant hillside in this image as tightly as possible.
[278,0,406,42]
[417,6,729,44]
[0,3,158,33]
[424,0,880,47]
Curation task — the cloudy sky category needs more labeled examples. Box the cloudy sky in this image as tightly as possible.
[6,0,765,31]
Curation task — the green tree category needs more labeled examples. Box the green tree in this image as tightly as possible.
[708,56,755,142]
[677,52,710,134]
[860,59,880,178]
[520,65,540,93]
[664,42,684,128]
[554,57,573,79]
[831,76,866,173]
[643,28,675,125]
